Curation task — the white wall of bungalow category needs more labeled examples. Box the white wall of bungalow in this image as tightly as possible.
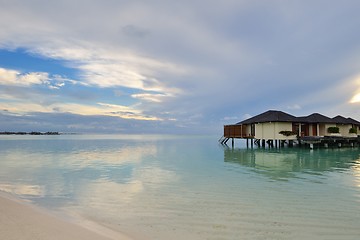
[255,122,297,141]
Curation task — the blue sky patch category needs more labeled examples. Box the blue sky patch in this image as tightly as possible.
[0,48,79,78]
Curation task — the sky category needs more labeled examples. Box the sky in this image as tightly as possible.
[1,0,360,134]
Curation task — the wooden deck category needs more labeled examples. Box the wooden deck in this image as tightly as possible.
[223,125,253,138]
[299,136,360,149]
[219,134,360,149]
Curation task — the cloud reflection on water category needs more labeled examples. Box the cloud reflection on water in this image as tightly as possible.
[351,159,360,190]
[0,137,178,209]
[0,183,45,197]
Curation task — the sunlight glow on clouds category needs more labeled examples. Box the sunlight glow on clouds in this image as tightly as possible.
[350,93,360,103]
[348,75,360,103]
[96,102,161,120]
[131,93,171,103]
[0,101,161,121]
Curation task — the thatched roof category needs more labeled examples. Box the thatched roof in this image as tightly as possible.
[237,110,297,124]
[235,110,360,126]
[347,117,360,125]
[298,113,335,123]
[332,115,352,124]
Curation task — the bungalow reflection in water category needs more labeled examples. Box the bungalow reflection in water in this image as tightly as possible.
[223,147,360,181]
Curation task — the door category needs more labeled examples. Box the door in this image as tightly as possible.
[312,124,317,136]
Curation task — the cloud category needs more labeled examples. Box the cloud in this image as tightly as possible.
[131,93,170,103]
[122,25,150,38]
[0,111,185,134]
[23,43,188,99]
[287,104,302,110]
[0,67,49,86]
[0,67,83,90]
[0,183,44,197]
[1,1,360,133]
[97,102,161,120]
[0,101,160,121]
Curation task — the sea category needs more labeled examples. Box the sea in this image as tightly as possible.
[1,134,360,240]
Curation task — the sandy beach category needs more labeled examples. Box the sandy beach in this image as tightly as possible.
[0,192,133,240]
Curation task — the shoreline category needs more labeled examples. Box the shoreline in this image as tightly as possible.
[0,191,133,240]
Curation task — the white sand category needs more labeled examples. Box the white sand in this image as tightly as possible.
[0,193,133,240]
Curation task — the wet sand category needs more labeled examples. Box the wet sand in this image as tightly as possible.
[0,192,133,240]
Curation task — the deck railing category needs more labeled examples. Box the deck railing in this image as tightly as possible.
[224,125,253,138]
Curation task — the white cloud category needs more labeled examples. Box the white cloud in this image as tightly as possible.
[242,114,252,120]
[0,67,49,86]
[20,72,49,84]
[0,102,51,113]
[287,104,302,110]
[0,68,18,83]
[0,101,161,121]
[96,102,161,120]
[24,44,188,97]
[131,93,171,103]
[0,67,78,90]
[79,61,147,89]
[0,0,234,97]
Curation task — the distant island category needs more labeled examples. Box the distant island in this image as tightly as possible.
[0,131,60,135]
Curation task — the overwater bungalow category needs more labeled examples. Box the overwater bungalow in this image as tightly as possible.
[221,110,360,148]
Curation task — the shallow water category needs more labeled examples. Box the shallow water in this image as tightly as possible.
[1,135,360,239]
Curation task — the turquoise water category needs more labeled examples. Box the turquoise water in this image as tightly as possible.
[1,134,360,239]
